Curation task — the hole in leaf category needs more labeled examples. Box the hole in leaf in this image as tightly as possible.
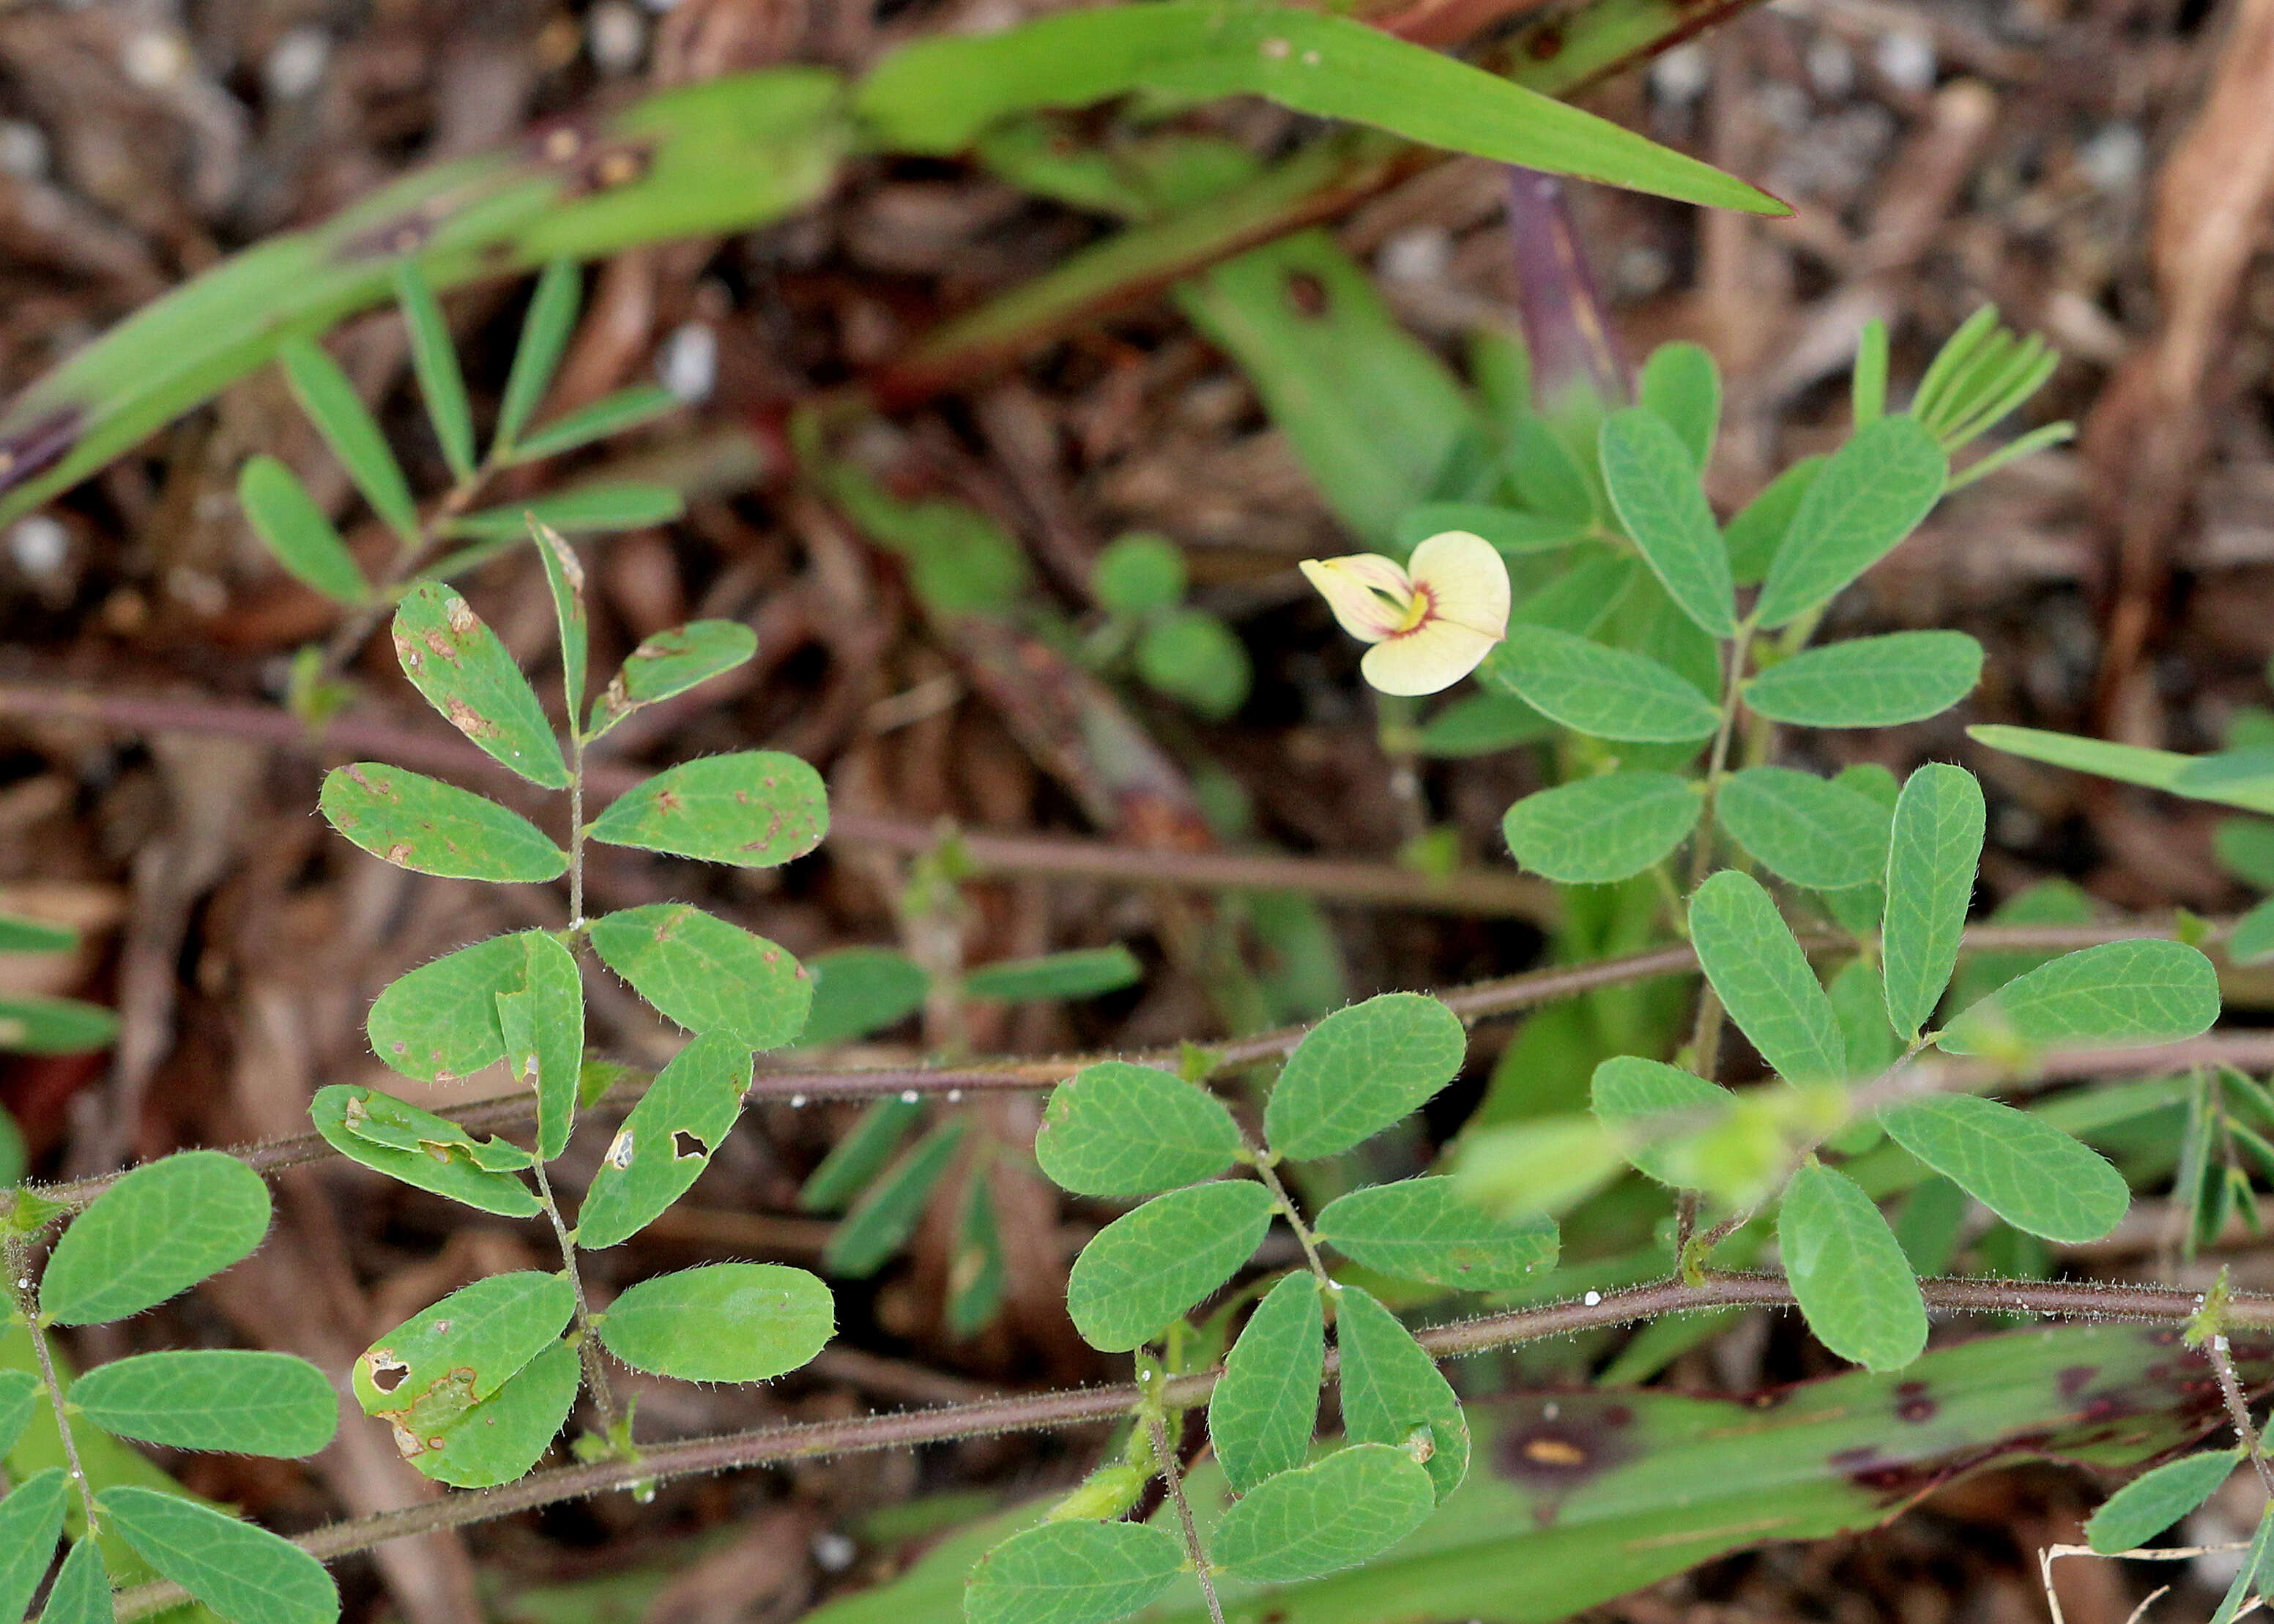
[369,1355,410,1394]
[605,1128,635,1169]
[672,1129,707,1161]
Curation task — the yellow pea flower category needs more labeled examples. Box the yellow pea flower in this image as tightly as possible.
[1298,530,1511,696]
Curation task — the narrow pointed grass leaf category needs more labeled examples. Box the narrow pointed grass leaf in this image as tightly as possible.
[0,1369,37,1456]
[310,1084,540,1217]
[413,1339,579,1489]
[37,1533,107,1624]
[1911,306,2004,428]
[507,384,679,465]
[1877,1095,2128,1243]
[588,904,812,1051]
[42,1151,270,1325]
[1753,416,1947,629]
[1689,871,1846,1083]
[1964,723,2251,804]
[1336,1286,1469,1500]
[1743,632,1983,729]
[963,1520,1184,1624]
[1211,1443,1437,1583]
[798,1096,923,1213]
[1591,1056,1731,1188]
[1393,503,1589,559]
[103,1486,339,1624]
[320,762,567,882]
[1778,1163,1925,1371]
[598,1263,832,1382]
[2087,1449,2237,1553]
[576,1030,754,1249]
[499,930,583,1161]
[964,947,1142,1003]
[1882,765,1985,1040]
[1265,991,1467,1161]
[496,259,581,455]
[1948,421,2075,490]
[1599,407,1734,637]
[1210,1273,1323,1491]
[1036,1062,1241,1198]
[1066,1180,1274,1352]
[1852,319,1889,427]
[0,997,116,1055]
[449,482,685,542]
[278,337,420,546]
[1314,1177,1556,1289]
[1715,766,1891,891]
[1638,341,1721,469]
[0,1470,67,1624]
[390,581,569,788]
[366,930,536,1083]
[1482,625,1719,743]
[2174,746,2274,803]
[1723,455,1824,587]
[394,261,475,481]
[590,751,828,869]
[531,518,589,723]
[71,1351,336,1457]
[797,947,928,1047]
[947,1173,1006,1338]
[1936,939,2219,1054]
[587,620,759,740]
[2212,1497,2274,1624]
[238,455,369,606]
[825,1120,967,1277]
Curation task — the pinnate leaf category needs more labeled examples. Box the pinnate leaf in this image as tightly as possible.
[1878,1095,2128,1243]
[395,261,475,480]
[824,1120,967,1277]
[278,337,419,545]
[0,1368,37,1457]
[1482,626,1719,744]
[1591,1056,1731,1188]
[0,1470,67,1624]
[1743,632,1983,728]
[508,384,680,464]
[599,1262,833,1382]
[586,619,759,740]
[353,1270,574,1420]
[0,995,117,1055]
[449,482,685,542]
[531,518,589,722]
[1723,455,1822,586]
[1754,415,1947,628]
[70,1350,337,1457]
[1715,766,1891,891]
[495,258,580,452]
[1688,871,1846,1084]
[239,455,368,606]
[798,1095,922,1213]
[310,1084,541,1218]
[1501,772,1701,884]
[42,1151,271,1325]
[577,1030,754,1249]
[1035,1062,1241,1198]
[2088,1449,2238,1553]
[390,581,569,788]
[1209,1273,1323,1491]
[1778,1163,1925,1371]
[1335,1285,1468,1500]
[367,930,534,1082]
[1066,1180,1274,1352]
[964,947,1142,1004]
[37,1533,108,1624]
[321,762,567,882]
[963,1520,1184,1624]
[413,1338,579,1489]
[1881,764,1985,1040]
[589,751,828,868]
[1313,1177,1556,1289]
[1211,1442,1436,1583]
[798,947,928,1046]
[1599,406,1735,637]
[589,904,811,1051]
[1265,991,1467,1161]
[499,930,584,1162]
[103,1485,340,1624]
[1638,340,1721,469]
[1936,939,2218,1055]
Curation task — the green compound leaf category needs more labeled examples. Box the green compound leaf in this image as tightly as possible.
[1878,1095,2129,1243]
[1777,1163,1925,1372]
[395,260,475,481]
[964,947,1143,1004]
[1591,1056,1731,1188]
[1136,608,1252,720]
[354,1270,573,1451]
[1066,1180,1274,1352]
[0,1368,37,1456]
[963,1520,1184,1624]
[1688,871,1846,1084]
[278,337,420,547]
[1882,764,1986,1041]
[449,482,686,543]
[367,930,535,1082]
[1211,1442,1436,1584]
[1501,771,1701,884]
[598,1262,833,1382]
[1266,992,1467,1162]
[798,947,929,1047]
[577,1030,754,1250]
[496,259,581,455]
[1723,455,1824,587]
[414,1338,579,1489]
[587,620,759,741]
[102,1485,339,1624]
[799,1095,922,1213]
[589,751,829,869]
[70,1350,337,1457]
[319,762,568,882]
[37,1532,107,1624]
[390,581,570,789]
[1638,340,1721,471]
[825,1120,967,1277]
[1335,1285,1469,1500]
[589,904,812,1051]
[2088,1448,2239,1554]
[0,996,117,1056]
[1742,632,1983,729]
[1753,415,1948,629]
[1599,406,1735,638]
[1393,504,1589,559]
[238,455,369,606]
[0,1470,67,1624]
[530,518,589,724]
[1715,766,1891,892]
[1209,1273,1323,1492]
[310,1084,541,1218]
[42,1151,271,1325]
[1314,1177,1556,1290]
[1936,939,2220,1056]
[1035,1061,1242,1198]
[508,384,681,465]
[499,930,583,1163]
[1482,626,1719,744]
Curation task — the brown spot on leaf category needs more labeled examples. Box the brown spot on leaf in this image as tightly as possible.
[2057,1364,2100,1401]
[447,699,499,739]
[1895,1381,1938,1423]
[385,842,414,865]
[1285,271,1329,318]
[445,595,478,634]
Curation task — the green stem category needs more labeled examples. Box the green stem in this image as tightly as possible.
[1249,1153,1334,1286]
[530,1162,622,1442]
[1149,1411,1225,1624]
[6,1232,98,1531]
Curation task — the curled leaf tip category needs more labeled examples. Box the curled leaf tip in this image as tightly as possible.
[1299,529,1509,696]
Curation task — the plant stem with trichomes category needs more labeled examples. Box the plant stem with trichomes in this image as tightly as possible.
[1149,1411,1225,1624]
[6,1232,98,1530]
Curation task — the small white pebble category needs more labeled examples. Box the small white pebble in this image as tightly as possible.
[1874,31,1936,94]
[789,1094,807,1108]
[264,27,330,100]
[812,1530,857,1572]
[946,1090,963,1103]
[10,515,67,578]
[1583,1290,1602,1307]
[120,29,190,88]
[0,119,49,179]
[1649,43,1709,106]
[657,321,717,403]
[587,1,646,72]
[899,1090,919,1103]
